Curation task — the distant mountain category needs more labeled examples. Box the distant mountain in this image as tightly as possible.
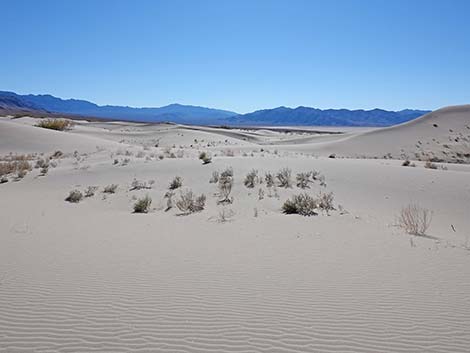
[226,106,430,127]
[0,91,237,124]
[0,90,430,126]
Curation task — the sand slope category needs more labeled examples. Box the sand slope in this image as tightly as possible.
[1,113,469,352]
[291,105,470,162]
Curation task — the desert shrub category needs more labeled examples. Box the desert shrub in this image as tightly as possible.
[130,179,151,191]
[220,167,233,178]
[296,172,313,189]
[199,151,212,164]
[276,167,292,188]
[37,119,73,131]
[84,186,98,197]
[424,160,438,169]
[244,169,258,188]
[258,188,265,200]
[168,176,183,190]
[16,169,28,180]
[317,192,335,214]
[40,165,49,176]
[0,160,32,177]
[217,208,235,223]
[282,193,318,216]
[218,169,234,204]
[65,189,83,203]
[35,158,49,169]
[176,190,206,214]
[164,191,175,210]
[209,171,219,183]
[265,172,275,187]
[103,184,118,194]
[51,150,63,159]
[398,204,433,236]
[133,195,152,213]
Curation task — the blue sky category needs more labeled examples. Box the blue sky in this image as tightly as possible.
[2,0,470,113]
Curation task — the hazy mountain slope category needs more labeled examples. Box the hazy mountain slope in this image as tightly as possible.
[227,106,429,126]
[0,91,237,124]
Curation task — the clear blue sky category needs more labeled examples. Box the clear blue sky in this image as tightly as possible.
[2,0,470,113]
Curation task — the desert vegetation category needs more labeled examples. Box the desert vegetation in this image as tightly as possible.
[282,191,335,216]
[199,151,212,164]
[65,190,83,203]
[397,203,433,236]
[244,169,259,188]
[176,190,206,214]
[168,176,183,190]
[276,167,292,188]
[36,118,73,131]
[103,184,118,194]
[133,195,152,213]
[217,167,234,204]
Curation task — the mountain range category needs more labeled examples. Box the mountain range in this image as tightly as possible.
[0,90,430,126]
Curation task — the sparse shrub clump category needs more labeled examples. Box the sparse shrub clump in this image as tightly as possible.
[133,195,152,213]
[397,204,432,236]
[199,151,212,164]
[0,160,32,177]
[176,190,206,214]
[277,167,292,188]
[130,179,151,191]
[244,169,258,188]
[217,167,234,204]
[168,176,183,190]
[296,172,313,189]
[282,193,318,216]
[209,171,219,183]
[84,186,98,197]
[65,189,83,203]
[265,172,275,187]
[424,160,438,169]
[317,192,335,214]
[37,119,73,131]
[103,184,118,194]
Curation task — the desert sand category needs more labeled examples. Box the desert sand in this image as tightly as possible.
[1,107,470,352]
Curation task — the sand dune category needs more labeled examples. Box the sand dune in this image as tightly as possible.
[1,112,469,352]
[279,105,470,162]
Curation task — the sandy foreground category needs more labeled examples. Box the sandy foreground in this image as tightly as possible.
[0,110,470,353]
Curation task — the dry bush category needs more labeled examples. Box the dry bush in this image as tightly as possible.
[424,160,438,169]
[209,171,219,183]
[0,160,32,177]
[317,192,335,214]
[402,160,416,167]
[65,190,83,203]
[37,119,73,131]
[133,195,152,213]
[50,150,63,159]
[217,208,235,223]
[244,169,258,188]
[164,191,175,210]
[103,184,118,194]
[217,168,234,204]
[282,193,318,216]
[276,167,292,188]
[265,172,275,187]
[40,165,49,176]
[258,188,265,200]
[397,204,433,236]
[199,151,212,164]
[296,172,313,189]
[176,190,206,214]
[169,176,183,190]
[130,178,151,191]
[84,186,98,197]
